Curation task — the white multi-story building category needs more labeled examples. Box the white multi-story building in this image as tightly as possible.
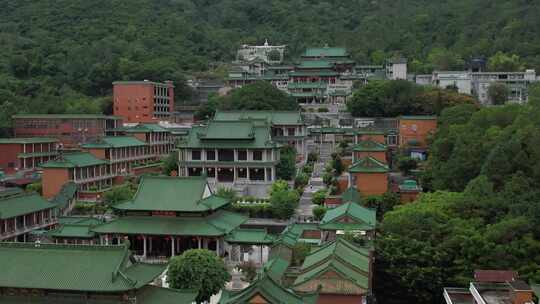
[236,40,286,65]
[386,58,408,80]
[417,69,538,105]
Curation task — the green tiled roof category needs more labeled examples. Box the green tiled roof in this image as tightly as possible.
[293,238,370,293]
[399,179,422,191]
[18,151,58,158]
[182,123,278,149]
[320,202,376,231]
[48,224,97,238]
[297,60,334,69]
[214,111,304,125]
[13,114,120,119]
[203,121,255,140]
[355,130,386,135]
[264,255,290,281]
[82,136,146,148]
[353,140,387,152]
[114,176,229,212]
[92,210,247,236]
[48,216,104,239]
[289,71,339,77]
[135,285,198,304]
[41,152,107,168]
[274,223,320,248]
[341,187,362,204]
[0,138,58,144]
[399,115,437,120]
[302,47,348,58]
[0,193,57,219]
[287,82,327,89]
[348,156,389,173]
[124,123,170,133]
[0,242,165,292]
[220,271,318,304]
[225,228,275,244]
[290,92,324,98]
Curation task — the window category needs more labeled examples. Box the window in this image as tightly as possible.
[238,150,247,161]
[206,150,216,161]
[288,128,296,136]
[386,135,398,146]
[191,149,201,160]
[253,150,263,161]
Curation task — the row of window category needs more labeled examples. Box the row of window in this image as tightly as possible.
[191,149,265,161]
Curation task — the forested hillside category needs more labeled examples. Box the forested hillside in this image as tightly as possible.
[1,0,540,128]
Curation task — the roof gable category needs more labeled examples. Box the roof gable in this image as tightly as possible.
[320,202,376,231]
[353,140,387,152]
[214,111,304,125]
[0,243,164,292]
[114,176,228,212]
[201,121,255,140]
[341,187,362,204]
[220,271,317,304]
[293,238,371,291]
[348,156,389,173]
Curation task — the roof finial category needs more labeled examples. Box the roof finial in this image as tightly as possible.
[264,39,269,46]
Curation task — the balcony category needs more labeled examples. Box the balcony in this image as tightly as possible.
[0,218,58,241]
[109,154,155,164]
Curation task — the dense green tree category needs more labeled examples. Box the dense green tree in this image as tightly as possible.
[276,145,297,180]
[167,249,230,304]
[312,205,327,221]
[427,48,465,71]
[347,80,476,117]
[103,184,135,206]
[487,83,509,105]
[269,180,299,219]
[487,52,522,72]
[161,152,178,176]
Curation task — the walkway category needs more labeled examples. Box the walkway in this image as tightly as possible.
[296,160,326,219]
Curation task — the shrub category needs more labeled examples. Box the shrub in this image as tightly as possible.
[216,187,239,203]
[294,172,309,189]
[313,205,327,221]
[307,152,318,163]
[397,156,418,175]
[312,189,327,205]
[317,107,329,112]
[292,242,311,266]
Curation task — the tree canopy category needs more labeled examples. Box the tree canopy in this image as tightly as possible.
[346,80,477,117]
[1,0,539,131]
[167,249,230,303]
[378,87,540,303]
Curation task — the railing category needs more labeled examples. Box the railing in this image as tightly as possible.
[0,218,58,241]
[133,255,169,264]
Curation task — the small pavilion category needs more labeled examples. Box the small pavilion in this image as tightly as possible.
[92,175,247,259]
[319,201,376,242]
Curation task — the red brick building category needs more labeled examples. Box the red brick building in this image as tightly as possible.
[113,81,174,123]
[0,138,59,174]
[348,156,389,196]
[122,123,175,159]
[82,136,156,175]
[13,114,121,148]
[398,115,437,148]
[41,152,114,201]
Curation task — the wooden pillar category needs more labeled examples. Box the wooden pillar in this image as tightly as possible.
[171,236,176,256]
[143,235,147,258]
[198,237,202,249]
[216,238,220,256]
